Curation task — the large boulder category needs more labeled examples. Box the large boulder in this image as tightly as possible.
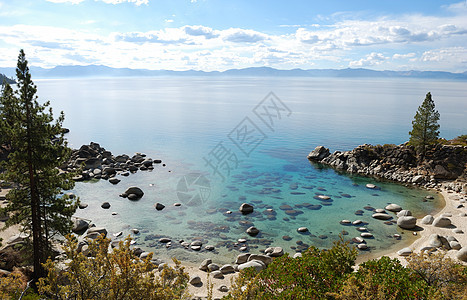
[372,213,392,220]
[86,227,107,238]
[72,218,89,233]
[457,248,467,262]
[246,226,260,237]
[397,216,417,229]
[421,215,434,225]
[124,187,144,200]
[432,216,451,227]
[397,210,412,218]
[307,146,330,161]
[248,254,272,266]
[239,203,254,214]
[238,260,266,272]
[235,253,250,265]
[385,204,402,212]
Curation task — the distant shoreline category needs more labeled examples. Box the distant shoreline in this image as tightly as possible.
[1,66,466,80]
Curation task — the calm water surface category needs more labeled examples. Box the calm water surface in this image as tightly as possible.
[34,77,466,264]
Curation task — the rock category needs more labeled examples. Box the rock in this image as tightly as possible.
[101,202,111,209]
[220,264,235,274]
[265,247,284,257]
[124,187,144,200]
[78,203,88,209]
[211,270,224,279]
[366,184,376,189]
[189,276,202,285]
[131,228,140,234]
[397,247,413,256]
[154,203,165,211]
[6,232,29,244]
[457,248,467,262]
[357,243,368,250]
[375,208,386,213]
[113,231,123,237]
[72,218,89,233]
[109,178,121,184]
[140,252,151,259]
[239,203,254,214]
[235,253,250,265]
[218,285,229,292]
[372,213,392,220]
[340,220,351,225]
[205,245,215,251]
[248,254,272,265]
[207,263,220,272]
[453,228,464,234]
[412,175,424,184]
[159,238,171,243]
[360,232,373,238]
[238,260,266,272]
[432,216,452,227]
[297,227,308,233]
[307,146,330,161]
[352,220,363,225]
[246,226,259,237]
[421,215,434,225]
[385,204,402,212]
[397,216,417,229]
[293,253,302,258]
[86,227,107,238]
[352,237,364,243]
[397,210,412,218]
[199,259,212,271]
[449,241,462,250]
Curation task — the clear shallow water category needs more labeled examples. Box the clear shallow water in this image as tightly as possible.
[34,76,466,264]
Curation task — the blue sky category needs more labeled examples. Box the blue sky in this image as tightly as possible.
[1,0,467,71]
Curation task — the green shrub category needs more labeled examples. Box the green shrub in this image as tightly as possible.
[224,238,357,299]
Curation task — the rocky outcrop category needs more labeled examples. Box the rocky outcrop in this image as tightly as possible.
[63,142,162,181]
[308,143,467,193]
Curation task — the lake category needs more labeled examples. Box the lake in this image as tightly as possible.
[35,76,467,264]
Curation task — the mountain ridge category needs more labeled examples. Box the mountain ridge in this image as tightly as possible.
[0,65,466,80]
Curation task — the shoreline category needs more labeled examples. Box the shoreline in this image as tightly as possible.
[381,186,466,265]
[2,181,466,299]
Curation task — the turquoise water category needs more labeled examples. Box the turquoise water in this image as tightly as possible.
[34,76,466,264]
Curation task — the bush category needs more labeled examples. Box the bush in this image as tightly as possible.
[38,235,190,300]
[224,238,357,299]
[335,256,430,299]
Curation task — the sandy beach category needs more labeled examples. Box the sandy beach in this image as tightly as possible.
[1,185,466,299]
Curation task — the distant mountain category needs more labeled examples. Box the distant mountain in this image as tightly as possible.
[0,65,466,80]
[0,73,15,85]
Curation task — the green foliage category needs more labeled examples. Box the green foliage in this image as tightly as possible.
[224,238,358,299]
[39,235,190,300]
[0,50,78,282]
[406,251,467,299]
[450,134,467,146]
[408,92,440,155]
[336,256,430,299]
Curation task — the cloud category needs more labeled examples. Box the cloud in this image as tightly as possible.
[113,29,188,44]
[183,25,218,39]
[222,28,268,43]
[421,47,467,62]
[392,53,416,59]
[349,52,388,67]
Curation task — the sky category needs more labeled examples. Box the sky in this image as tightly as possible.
[1,0,467,72]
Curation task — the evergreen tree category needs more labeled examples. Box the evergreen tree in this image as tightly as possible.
[0,50,78,286]
[408,92,440,156]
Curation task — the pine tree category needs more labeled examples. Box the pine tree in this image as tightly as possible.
[0,50,78,286]
[408,92,440,157]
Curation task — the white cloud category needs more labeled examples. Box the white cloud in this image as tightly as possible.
[393,53,416,59]
[222,28,268,43]
[421,47,467,62]
[349,52,388,67]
